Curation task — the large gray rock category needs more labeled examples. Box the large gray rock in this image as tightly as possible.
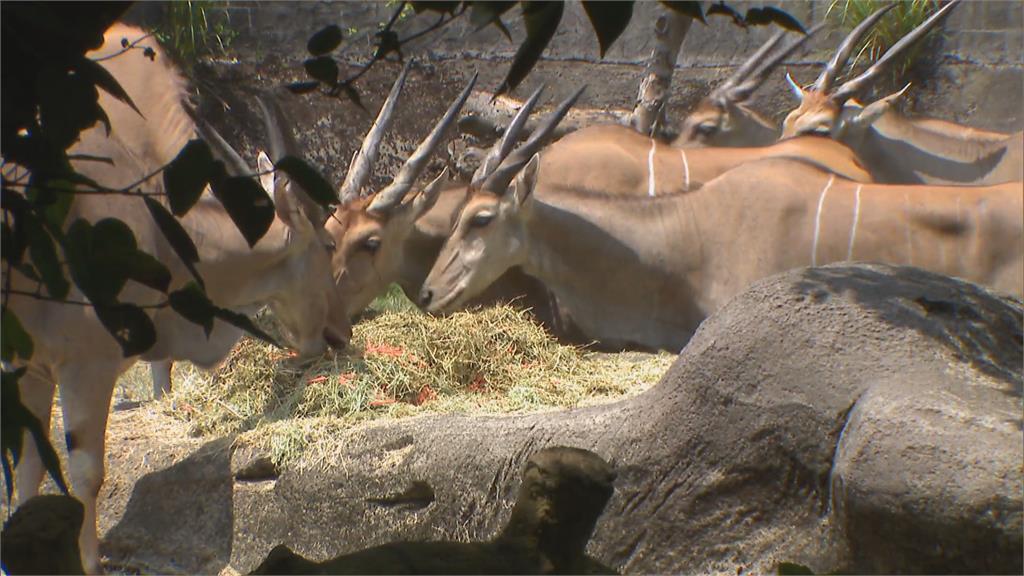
[2,494,85,575]
[102,264,1023,574]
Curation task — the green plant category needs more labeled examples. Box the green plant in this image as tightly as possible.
[828,0,941,84]
[156,1,238,62]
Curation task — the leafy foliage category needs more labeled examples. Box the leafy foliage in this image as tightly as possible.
[299,1,806,101]
[155,0,239,63]
[828,0,941,83]
[2,368,69,504]
[0,2,297,498]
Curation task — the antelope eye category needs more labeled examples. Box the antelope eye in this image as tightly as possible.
[696,123,717,136]
[470,212,494,228]
[324,238,337,253]
[362,236,381,253]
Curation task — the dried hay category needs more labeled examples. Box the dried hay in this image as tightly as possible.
[117,292,674,468]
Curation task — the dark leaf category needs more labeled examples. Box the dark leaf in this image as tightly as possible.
[469,1,516,38]
[214,307,283,349]
[2,367,68,496]
[582,1,635,57]
[26,179,75,229]
[659,1,706,24]
[77,55,142,117]
[122,251,172,293]
[339,83,367,113]
[307,25,344,56]
[286,81,321,95]
[64,219,127,304]
[496,1,564,97]
[274,156,338,208]
[373,30,402,61]
[144,46,156,61]
[707,2,745,27]
[1,221,19,265]
[144,197,205,290]
[210,176,276,248]
[168,282,216,337]
[35,67,105,151]
[745,6,807,33]
[1,445,11,504]
[411,1,460,14]
[304,56,339,87]
[1,209,28,266]
[2,308,34,363]
[93,302,156,357]
[164,139,215,217]
[26,216,70,300]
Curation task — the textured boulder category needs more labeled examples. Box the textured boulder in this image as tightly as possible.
[249,447,616,575]
[2,494,85,575]
[101,264,1022,574]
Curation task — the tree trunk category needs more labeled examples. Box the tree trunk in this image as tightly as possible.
[629,10,693,138]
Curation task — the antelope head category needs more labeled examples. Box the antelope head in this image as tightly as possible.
[195,93,352,355]
[419,87,584,313]
[325,62,477,317]
[675,24,822,148]
[781,0,960,140]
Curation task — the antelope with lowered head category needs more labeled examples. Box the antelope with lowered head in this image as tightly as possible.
[420,150,1022,352]
[781,0,1023,185]
[322,64,583,333]
[9,24,350,573]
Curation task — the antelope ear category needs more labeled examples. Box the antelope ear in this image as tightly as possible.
[259,150,308,233]
[850,82,911,129]
[785,71,805,101]
[257,151,276,196]
[511,154,540,208]
[407,167,448,220]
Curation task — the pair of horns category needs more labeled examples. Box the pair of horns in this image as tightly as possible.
[814,0,961,103]
[471,84,586,194]
[191,91,328,226]
[338,59,478,214]
[711,22,825,105]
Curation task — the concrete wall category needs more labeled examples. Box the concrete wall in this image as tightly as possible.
[202,0,1023,130]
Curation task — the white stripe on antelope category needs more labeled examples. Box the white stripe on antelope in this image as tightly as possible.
[9,24,350,573]
[420,153,1022,352]
[781,0,1023,185]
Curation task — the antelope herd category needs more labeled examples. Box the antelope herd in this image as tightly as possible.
[7,1,1023,572]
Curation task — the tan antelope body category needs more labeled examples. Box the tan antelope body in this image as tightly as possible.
[422,155,1022,352]
[817,103,1024,185]
[327,116,872,343]
[780,0,1023,186]
[10,25,349,573]
[543,124,872,195]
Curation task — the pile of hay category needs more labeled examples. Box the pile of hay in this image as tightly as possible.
[118,297,673,466]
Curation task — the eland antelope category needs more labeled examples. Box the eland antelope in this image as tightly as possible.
[674,24,823,148]
[324,72,585,337]
[323,75,873,343]
[9,24,350,573]
[420,152,1022,352]
[781,0,1023,186]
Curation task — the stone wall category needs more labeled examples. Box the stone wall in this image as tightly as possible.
[179,0,1023,130]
